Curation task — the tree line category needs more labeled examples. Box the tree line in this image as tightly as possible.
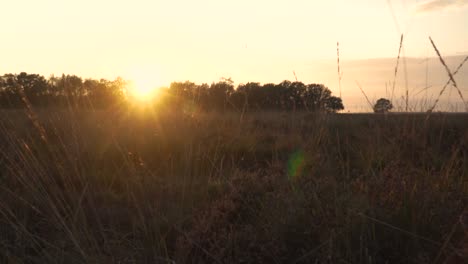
[0,73,126,108]
[0,73,344,112]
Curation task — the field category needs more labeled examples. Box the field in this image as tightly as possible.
[0,109,467,263]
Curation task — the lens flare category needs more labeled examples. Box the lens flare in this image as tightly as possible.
[287,150,305,180]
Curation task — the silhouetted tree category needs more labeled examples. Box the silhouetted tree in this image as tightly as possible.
[233,82,262,111]
[84,78,126,108]
[324,96,344,113]
[17,73,49,105]
[373,98,393,113]
[0,73,344,112]
[48,74,85,106]
[0,74,22,107]
[208,79,234,111]
[0,72,49,107]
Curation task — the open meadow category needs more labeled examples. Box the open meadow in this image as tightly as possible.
[2,0,468,263]
[0,109,466,263]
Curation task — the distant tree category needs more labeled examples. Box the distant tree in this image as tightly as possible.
[0,74,22,107]
[233,82,262,110]
[208,79,234,111]
[0,73,345,112]
[48,74,85,106]
[16,72,49,105]
[303,83,329,111]
[84,78,126,108]
[324,96,344,112]
[0,72,49,107]
[231,81,343,112]
[373,98,393,113]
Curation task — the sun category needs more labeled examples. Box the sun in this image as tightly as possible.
[126,67,166,102]
[130,78,157,101]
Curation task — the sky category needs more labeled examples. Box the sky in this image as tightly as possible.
[1,0,467,110]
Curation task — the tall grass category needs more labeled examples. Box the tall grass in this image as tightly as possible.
[0,107,466,263]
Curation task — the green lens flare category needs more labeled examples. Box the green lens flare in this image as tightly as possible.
[287,150,305,180]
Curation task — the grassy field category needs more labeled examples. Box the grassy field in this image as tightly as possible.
[0,109,467,263]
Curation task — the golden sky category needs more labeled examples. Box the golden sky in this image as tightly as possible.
[1,0,467,110]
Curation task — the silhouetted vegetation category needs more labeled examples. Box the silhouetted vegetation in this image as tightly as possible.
[373,98,393,113]
[1,73,467,264]
[0,73,344,112]
[0,73,127,109]
[0,110,466,263]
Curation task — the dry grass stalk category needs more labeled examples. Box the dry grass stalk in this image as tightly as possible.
[386,0,401,33]
[402,47,409,112]
[427,56,468,113]
[429,37,468,112]
[293,70,298,82]
[18,85,48,143]
[391,34,404,104]
[356,81,373,110]
[337,41,342,98]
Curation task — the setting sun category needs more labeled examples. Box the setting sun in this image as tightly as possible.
[127,66,167,102]
[130,78,157,101]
